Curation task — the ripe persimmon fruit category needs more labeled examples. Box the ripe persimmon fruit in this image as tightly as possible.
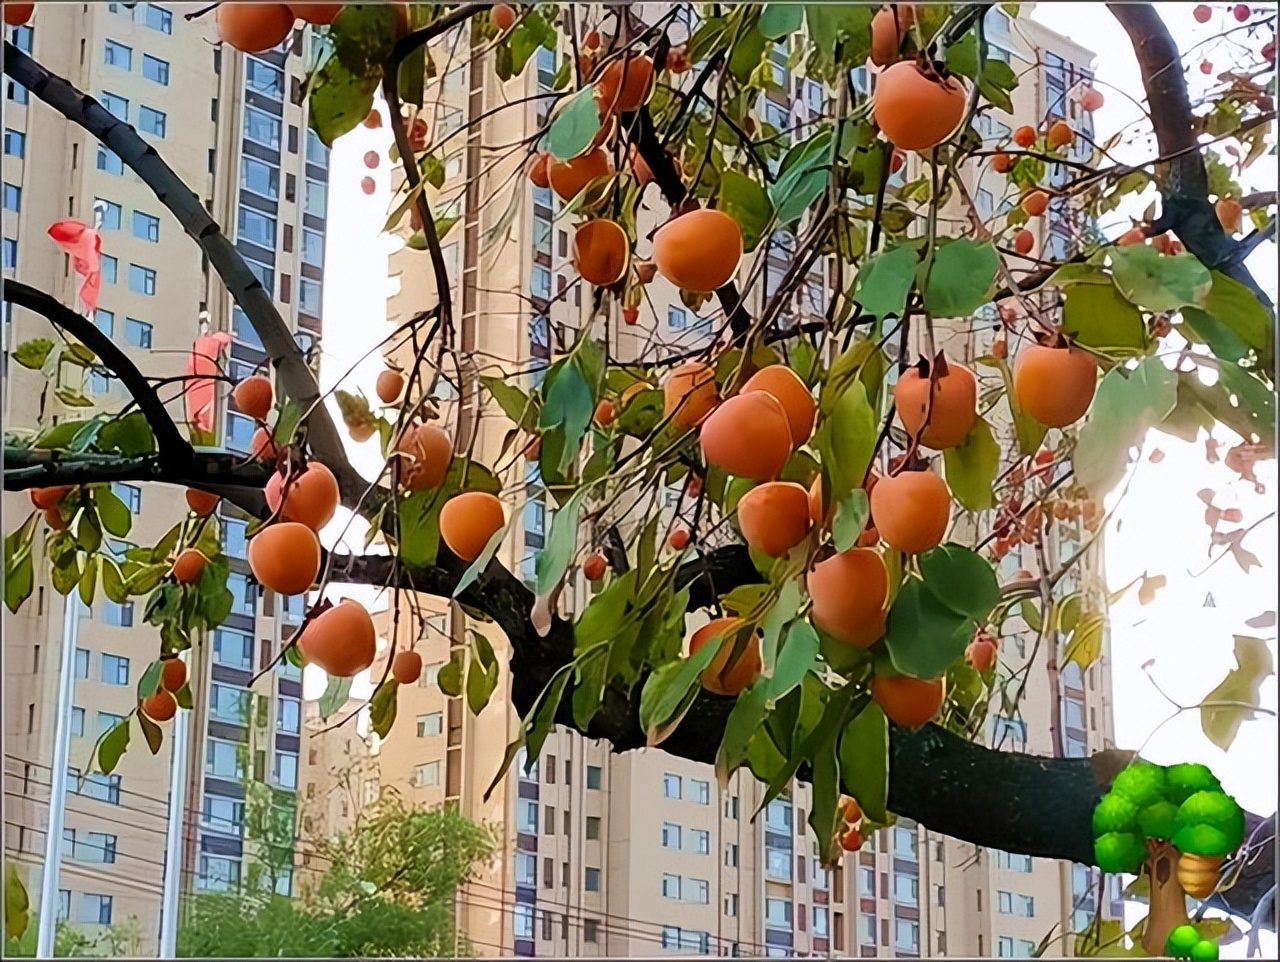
[668,525,691,550]
[593,399,616,428]
[248,521,321,595]
[742,364,816,447]
[232,374,273,420]
[548,147,611,201]
[872,60,968,151]
[299,599,376,677]
[1079,87,1105,111]
[1013,228,1035,255]
[1012,342,1096,427]
[736,482,812,558]
[216,3,295,53]
[688,618,762,696]
[1215,197,1243,233]
[583,552,608,581]
[393,422,453,491]
[966,638,997,672]
[172,548,207,585]
[840,827,865,852]
[871,673,944,728]
[992,150,1014,173]
[492,2,515,30]
[870,469,951,554]
[870,4,915,67]
[663,361,719,429]
[1117,227,1146,245]
[160,658,187,692]
[651,208,743,293]
[894,356,977,450]
[3,3,34,25]
[809,476,831,529]
[574,219,630,287]
[584,29,601,50]
[44,508,66,531]
[439,491,505,562]
[699,392,793,482]
[265,461,340,531]
[1021,190,1049,216]
[529,152,552,188]
[392,649,423,685]
[142,689,178,722]
[1012,125,1036,148]
[807,548,889,648]
[290,3,342,23]
[186,489,221,516]
[1047,120,1075,149]
[840,796,863,824]
[595,53,654,114]
[30,486,72,510]
[250,427,278,461]
[376,369,404,404]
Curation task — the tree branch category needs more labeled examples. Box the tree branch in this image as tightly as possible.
[2,42,369,505]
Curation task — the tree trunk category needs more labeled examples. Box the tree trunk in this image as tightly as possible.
[1143,842,1191,955]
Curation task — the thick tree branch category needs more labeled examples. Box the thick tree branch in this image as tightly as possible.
[2,42,369,505]
[3,281,191,460]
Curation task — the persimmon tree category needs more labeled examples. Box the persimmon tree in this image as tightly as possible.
[3,1,1277,952]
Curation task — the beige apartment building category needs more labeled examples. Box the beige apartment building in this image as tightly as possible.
[4,3,330,951]
[342,4,1123,960]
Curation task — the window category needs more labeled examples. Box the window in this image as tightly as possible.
[766,846,791,881]
[586,764,602,789]
[305,129,328,167]
[71,770,120,805]
[95,199,123,230]
[766,898,792,927]
[138,106,166,138]
[668,305,687,329]
[202,797,244,833]
[813,905,829,937]
[210,683,251,723]
[124,317,153,348]
[102,39,133,70]
[662,822,682,849]
[531,264,552,300]
[88,370,113,396]
[244,257,272,292]
[142,53,169,85]
[543,806,555,835]
[690,829,709,854]
[414,761,440,787]
[73,831,117,864]
[71,707,85,737]
[100,91,129,121]
[995,849,1034,872]
[213,629,252,669]
[101,255,117,284]
[895,919,918,951]
[686,878,709,904]
[514,851,536,886]
[197,855,240,892]
[131,210,160,243]
[277,697,300,734]
[766,799,792,831]
[108,483,140,514]
[2,183,20,211]
[3,238,16,271]
[663,774,681,799]
[299,278,322,315]
[219,519,247,560]
[143,3,172,33]
[516,799,537,833]
[416,712,442,737]
[93,310,115,337]
[583,919,599,944]
[689,778,710,805]
[301,228,324,266]
[585,867,601,892]
[4,128,25,157]
[226,413,256,456]
[893,874,919,906]
[245,57,284,99]
[860,915,876,945]
[237,207,276,248]
[9,23,32,52]
[513,903,534,939]
[273,751,298,789]
[244,106,281,148]
[662,874,681,899]
[241,156,280,199]
[7,81,30,105]
[992,715,1028,750]
[127,265,156,296]
[74,648,90,679]
[725,843,738,867]
[100,653,129,685]
[894,825,918,859]
[586,816,601,840]
[77,894,113,926]
[304,178,327,216]
[206,738,245,779]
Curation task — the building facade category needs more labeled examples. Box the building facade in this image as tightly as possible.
[3,3,329,951]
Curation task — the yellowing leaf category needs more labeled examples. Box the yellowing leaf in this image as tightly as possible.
[943,417,999,511]
[1137,573,1166,606]
[1063,610,1106,669]
[1200,635,1274,751]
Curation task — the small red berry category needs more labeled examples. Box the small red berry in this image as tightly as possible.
[583,552,608,582]
[623,305,640,325]
[1200,60,1214,75]
[1233,4,1250,22]
[1193,3,1213,21]
[667,525,690,550]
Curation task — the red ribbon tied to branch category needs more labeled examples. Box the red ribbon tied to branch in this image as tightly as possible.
[47,218,103,314]
[186,331,233,435]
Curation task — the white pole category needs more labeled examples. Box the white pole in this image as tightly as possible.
[35,595,80,958]
[157,652,190,959]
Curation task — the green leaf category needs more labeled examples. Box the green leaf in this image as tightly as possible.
[715,684,770,784]
[51,550,82,596]
[716,170,774,253]
[851,245,918,318]
[33,419,96,451]
[4,512,39,615]
[307,3,396,146]
[437,649,464,697]
[97,719,130,775]
[97,411,156,455]
[770,130,833,227]
[137,659,162,700]
[505,665,573,795]
[78,553,98,607]
[761,578,803,676]
[884,577,974,680]
[508,10,556,76]
[481,376,538,431]
[453,522,510,599]
[1181,306,1253,364]
[136,709,163,755]
[1074,356,1177,498]
[639,633,724,736]
[55,386,96,408]
[813,381,876,504]
[617,388,664,437]
[921,238,999,317]
[543,87,601,161]
[318,675,353,720]
[983,355,1048,456]
[943,417,1000,512]
[1063,610,1106,669]
[1108,246,1211,313]
[575,571,637,650]
[370,680,398,738]
[840,701,889,824]
[1020,599,1042,631]
[1062,282,1149,354]
[466,632,501,716]
[809,726,842,867]
[12,338,54,370]
[540,362,593,475]
[759,3,804,38]
[95,487,132,537]
[918,544,1000,619]
[124,562,168,596]
[831,488,869,552]
[5,862,30,942]
[1200,635,1274,752]
[804,5,874,79]
[535,486,589,595]
[1202,270,1274,369]
[727,18,768,84]
[767,621,820,704]
[172,682,192,710]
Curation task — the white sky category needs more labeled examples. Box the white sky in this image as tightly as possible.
[317,6,1278,948]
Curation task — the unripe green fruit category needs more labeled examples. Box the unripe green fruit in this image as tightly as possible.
[1189,939,1219,962]
[1165,924,1200,959]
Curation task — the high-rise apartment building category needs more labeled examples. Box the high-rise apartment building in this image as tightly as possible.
[3,4,329,950]
[354,4,1121,960]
